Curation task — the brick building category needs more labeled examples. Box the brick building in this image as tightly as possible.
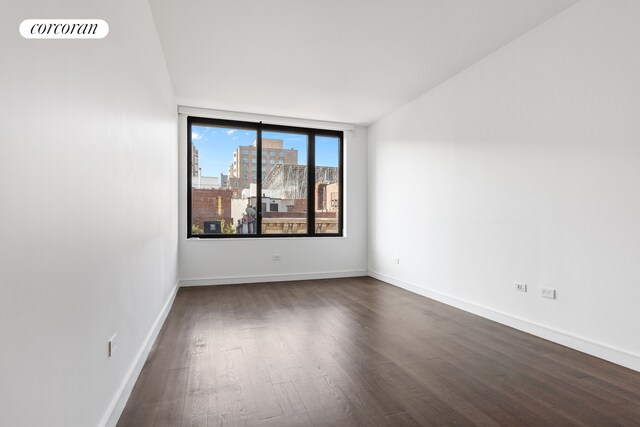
[191,188,233,233]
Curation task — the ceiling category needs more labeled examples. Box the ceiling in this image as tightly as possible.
[149,0,578,125]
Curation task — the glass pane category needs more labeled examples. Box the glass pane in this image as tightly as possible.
[315,136,340,234]
[190,124,258,235]
[261,131,308,234]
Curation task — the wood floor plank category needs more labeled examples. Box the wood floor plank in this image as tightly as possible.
[152,367,190,427]
[118,277,640,426]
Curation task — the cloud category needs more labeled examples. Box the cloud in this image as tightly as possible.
[226,129,236,135]
[192,132,203,140]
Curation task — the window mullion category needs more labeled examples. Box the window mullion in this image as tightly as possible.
[256,123,263,236]
[308,131,316,236]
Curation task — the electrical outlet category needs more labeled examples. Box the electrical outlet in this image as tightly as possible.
[108,334,118,357]
[514,282,527,292]
[393,258,400,265]
[272,254,280,261]
[541,288,556,299]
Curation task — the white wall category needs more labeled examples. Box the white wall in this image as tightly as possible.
[179,114,368,285]
[0,1,178,427]
[369,0,640,370]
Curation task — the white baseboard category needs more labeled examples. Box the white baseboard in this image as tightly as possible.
[368,270,640,373]
[100,281,179,427]
[180,270,368,287]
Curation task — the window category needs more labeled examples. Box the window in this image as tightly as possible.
[315,135,341,234]
[188,117,343,237]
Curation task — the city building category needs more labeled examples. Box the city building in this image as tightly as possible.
[262,164,339,200]
[219,173,228,189]
[190,188,234,233]
[227,138,298,196]
[191,174,219,189]
[251,164,340,233]
[190,141,199,177]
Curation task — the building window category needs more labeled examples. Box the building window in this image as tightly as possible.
[188,117,343,237]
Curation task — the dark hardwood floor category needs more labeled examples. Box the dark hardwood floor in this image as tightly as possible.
[118,277,640,426]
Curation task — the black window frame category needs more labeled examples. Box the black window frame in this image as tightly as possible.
[187,116,344,238]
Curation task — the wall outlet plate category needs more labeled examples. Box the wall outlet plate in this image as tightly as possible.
[108,333,118,357]
[541,288,556,299]
[393,258,400,264]
[514,282,527,292]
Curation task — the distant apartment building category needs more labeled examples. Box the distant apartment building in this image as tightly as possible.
[219,173,228,189]
[191,142,199,177]
[227,138,298,197]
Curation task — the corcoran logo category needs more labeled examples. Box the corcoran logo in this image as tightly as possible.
[19,19,109,39]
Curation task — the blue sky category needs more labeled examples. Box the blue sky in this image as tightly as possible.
[192,125,339,177]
